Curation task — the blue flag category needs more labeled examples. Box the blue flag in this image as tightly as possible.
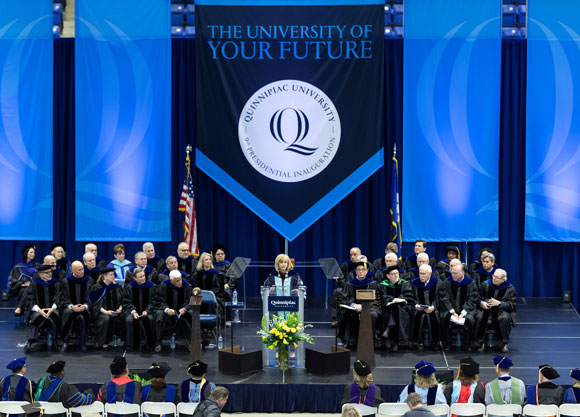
[390,145,401,252]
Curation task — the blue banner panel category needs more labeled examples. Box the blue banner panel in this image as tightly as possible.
[75,0,171,241]
[0,1,53,240]
[525,0,580,241]
[195,1,384,241]
[402,0,501,242]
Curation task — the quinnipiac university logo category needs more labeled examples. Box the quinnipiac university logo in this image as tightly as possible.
[238,79,341,183]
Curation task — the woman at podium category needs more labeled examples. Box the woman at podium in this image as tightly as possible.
[264,254,303,296]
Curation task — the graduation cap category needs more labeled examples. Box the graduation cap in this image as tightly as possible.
[354,359,371,376]
[459,357,480,377]
[188,360,208,376]
[110,356,127,376]
[50,243,66,252]
[46,360,65,374]
[6,357,26,371]
[446,246,460,257]
[98,266,116,275]
[21,402,44,417]
[570,368,580,381]
[353,261,369,270]
[493,355,513,371]
[385,265,399,275]
[415,360,436,376]
[36,264,52,273]
[21,244,36,258]
[148,362,171,378]
[539,364,560,381]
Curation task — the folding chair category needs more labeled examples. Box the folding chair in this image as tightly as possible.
[0,401,28,416]
[105,402,141,417]
[38,401,69,417]
[450,403,486,417]
[486,404,522,417]
[426,403,450,417]
[69,401,105,417]
[141,402,176,417]
[559,404,580,417]
[523,404,559,417]
[343,402,377,417]
[176,402,199,417]
[378,402,409,417]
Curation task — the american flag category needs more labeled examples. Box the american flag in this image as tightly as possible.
[179,151,199,255]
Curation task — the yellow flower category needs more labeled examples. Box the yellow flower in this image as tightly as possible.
[290,328,296,333]
[283,339,289,345]
[293,342,298,347]
[273,340,278,346]
[268,345,274,350]
[270,328,277,335]
[261,336,267,341]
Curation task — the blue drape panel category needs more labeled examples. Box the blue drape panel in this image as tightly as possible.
[75,0,171,241]
[0,38,579,309]
[0,0,53,240]
[525,0,580,241]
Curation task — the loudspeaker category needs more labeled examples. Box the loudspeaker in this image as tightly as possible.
[563,290,571,303]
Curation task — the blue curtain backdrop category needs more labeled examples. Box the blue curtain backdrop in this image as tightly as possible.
[0,0,53,240]
[402,0,501,242]
[525,0,580,241]
[75,0,172,241]
[0,38,580,309]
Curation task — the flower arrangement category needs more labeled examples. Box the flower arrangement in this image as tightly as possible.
[257,312,314,370]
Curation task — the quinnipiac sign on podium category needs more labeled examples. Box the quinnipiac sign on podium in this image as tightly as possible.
[195,0,385,241]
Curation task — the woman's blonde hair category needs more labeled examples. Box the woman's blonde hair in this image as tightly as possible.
[573,380,580,388]
[353,370,373,389]
[50,245,66,258]
[196,252,214,271]
[416,374,438,388]
[341,405,362,417]
[274,254,294,273]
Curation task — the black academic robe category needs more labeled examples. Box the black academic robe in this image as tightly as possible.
[147,255,165,272]
[8,262,35,309]
[89,282,125,346]
[526,382,565,406]
[60,275,94,341]
[35,375,94,407]
[337,277,383,345]
[154,279,193,343]
[439,276,478,345]
[28,277,62,340]
[379,279,414,344]
[409,277,444,345]
[191,269,226,315]
[141,384,181,404]
[178,255,198,276]
[475,279,517,343]
[122,281,157,350]
[125,265,160,285]
[472,266,497,288]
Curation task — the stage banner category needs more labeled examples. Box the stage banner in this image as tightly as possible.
[75,0,171,241]
[0,1,53,240]
[526,0,580,241]
[402,0,501,242]
[195,0,384,241]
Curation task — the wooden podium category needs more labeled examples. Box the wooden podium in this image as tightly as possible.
[189,294,202,362]
[356,289,375,368]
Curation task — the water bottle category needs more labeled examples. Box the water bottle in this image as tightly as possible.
[456,332,461,349]
[113,335,118,347]
[47,332,53,351]
[170,334,176,350]
[218,334,223,350]
[232,290,238,305]
[233,309,240,323]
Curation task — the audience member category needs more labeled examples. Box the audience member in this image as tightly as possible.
[191,252,226,319]
[123,267,157,352]
[564,368,580,404]
[526,364,565,405]
[98,356,141,404]
[159,256,190,282]
[89,267,124,350]
[468,248,493,276]
[404,239,428,270]
[341,360,384,408]
[10,244,36,316]
[35,360,94,407]
[409,265,443,350]
[177,242,198,276]
[50,243,70,276]
[144,242,164,271]
[0,357,34,401]
[403,393,437,417]
[472,253,498,287]
[475,268,516,353]
[25,264,62,353]
[126,251,159,284]
[60,261,94,352]
[141,362,181,404]
[379,265,413,352]
[83,252,101,281]
[192,386,229,417]
[399,361,446,405]
[444,357,485,405]
[212,244,235,300]
[155,270,193,350]
[83,243,107,267]
[408,253,436,280]
[44,255,66,281]
[110,244,132,281]
[484,356,525,406]
[181,361,216,403]
[341,405,362,417]
[439,264,478,351]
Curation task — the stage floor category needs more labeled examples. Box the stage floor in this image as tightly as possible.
[1,297,578,387]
